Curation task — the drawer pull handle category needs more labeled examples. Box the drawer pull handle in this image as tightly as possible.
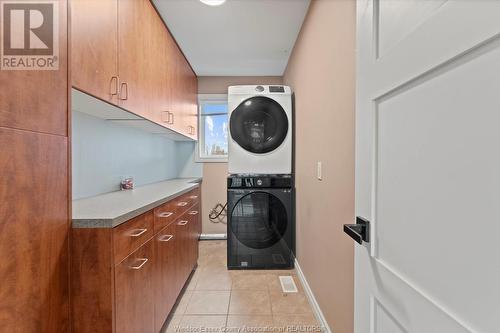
[189,195,198,199]
[159,234,173,242]
[129,228,147,237]
[177,202,188,207]
[159,212,173,218]
[188,211,198,215]
[177,220,188,226]
[129,258,148,270]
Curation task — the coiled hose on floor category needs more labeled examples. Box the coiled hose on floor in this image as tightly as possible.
[209,202,227,223]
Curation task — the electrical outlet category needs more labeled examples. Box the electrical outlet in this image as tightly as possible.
[317,161,322,180]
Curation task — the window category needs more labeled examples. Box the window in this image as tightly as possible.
[197,94,228,162]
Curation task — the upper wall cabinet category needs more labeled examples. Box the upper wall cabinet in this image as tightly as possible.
[71,0,118,105]
[0,0,69,136]
[71,0,198,140]
[117,0,155,120]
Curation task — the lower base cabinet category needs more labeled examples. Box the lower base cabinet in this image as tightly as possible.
[154,223,179,332]
[116,240,155,333]
[71,187,201,333]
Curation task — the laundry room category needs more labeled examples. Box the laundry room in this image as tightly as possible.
[2,0,356,331]
[12,0,500,333]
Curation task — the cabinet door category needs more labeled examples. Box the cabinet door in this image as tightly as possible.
[0,128,69,332]
[149,10,165,126]
[180,57,193,138]
[71,0,118,104]
[186,70,199,140]
[154,223,178,331]
[117,0,154,119]
[188,204,201,261]
[156,30,179,129]
[167,45,183,133]
[177,58,198,140]
[115,239,155,333]
[175,213,191,288]
[0,0,68,136]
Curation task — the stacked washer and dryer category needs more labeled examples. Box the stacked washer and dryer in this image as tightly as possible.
[227,85,295,269]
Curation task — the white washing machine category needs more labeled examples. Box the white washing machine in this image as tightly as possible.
[228,85,293,175]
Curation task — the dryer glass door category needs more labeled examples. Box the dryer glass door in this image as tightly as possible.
[230,96,289,154]
[230,191,288,249]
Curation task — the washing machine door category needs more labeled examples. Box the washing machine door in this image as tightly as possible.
[230,96,289,154]
[230,191,288,250]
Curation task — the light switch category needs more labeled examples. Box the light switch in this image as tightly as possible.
[317,161,322,180]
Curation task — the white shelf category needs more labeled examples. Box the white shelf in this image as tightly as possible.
[72,88,194,141]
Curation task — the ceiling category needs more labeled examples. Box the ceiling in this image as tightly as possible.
[153,0,310,76]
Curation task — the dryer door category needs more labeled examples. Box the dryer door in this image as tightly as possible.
[229,191,288,250]
[230,96,289,154]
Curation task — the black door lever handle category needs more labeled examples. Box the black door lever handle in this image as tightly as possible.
[343,217,370,244]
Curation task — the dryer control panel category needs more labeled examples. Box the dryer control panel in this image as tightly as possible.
[227,175,293,189]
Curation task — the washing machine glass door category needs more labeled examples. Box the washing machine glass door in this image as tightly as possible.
[230,96,289,154]
[230,191,288,249]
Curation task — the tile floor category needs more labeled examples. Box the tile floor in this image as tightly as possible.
[163,240,324,333]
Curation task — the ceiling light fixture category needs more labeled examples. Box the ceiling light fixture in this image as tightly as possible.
[199,0,226,6]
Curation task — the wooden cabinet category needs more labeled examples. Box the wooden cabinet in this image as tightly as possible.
[117,0,155,119]
[0,1,70,331]
[188,204,201,263]
[71,0,118,104]
[0,129,70,332]
[71,0,198,140]
[115,240,155,333]
[179,59,199,140]
[71,186,201,333]
[113,211,154,265]
[175,210,192,286]
[153,223,178,332]
[0,0,68,136]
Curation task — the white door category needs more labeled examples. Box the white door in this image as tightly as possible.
[352,1,500,332]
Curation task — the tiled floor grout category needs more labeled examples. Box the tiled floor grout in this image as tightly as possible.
[164,240,319,332]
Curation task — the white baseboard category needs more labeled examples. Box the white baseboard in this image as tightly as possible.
[199,233,227,240]
[295,258,332,333]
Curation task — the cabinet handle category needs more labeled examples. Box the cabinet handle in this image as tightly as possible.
[177,220,188,226]
[158,212,173,218]
[169,112,175,125]
[177,201,188,207]
[161,111,170,123]
[129,228,147,237]
[188,210,198,215]
[119,82,128,100]
[189,195,198,199]
[159,234,173,242]
[110,76,119,96]
[129,258,148,270]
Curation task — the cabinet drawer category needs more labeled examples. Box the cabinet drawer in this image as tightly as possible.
[115,239,155,333]
[187,187,201,205]
[153,201,176,233]
[113,211,154,265]
[175,187,200,213]
[187,204,200,223]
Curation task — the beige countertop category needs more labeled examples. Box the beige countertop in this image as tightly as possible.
[72,178,202,228]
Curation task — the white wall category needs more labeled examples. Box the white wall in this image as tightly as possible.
[72,111,202,200]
